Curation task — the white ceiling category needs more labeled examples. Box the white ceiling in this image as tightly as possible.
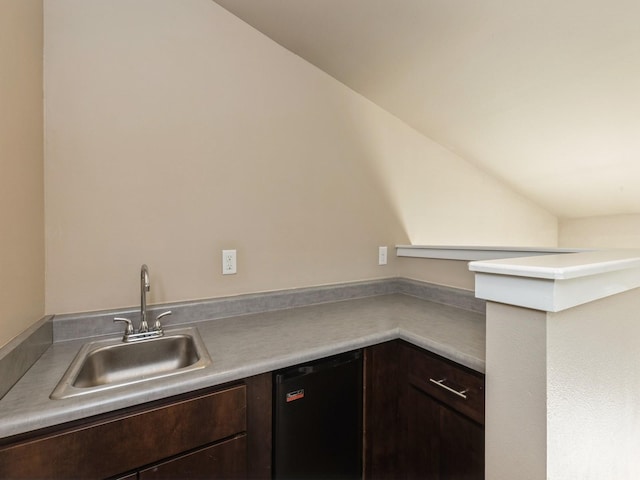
[213,0,640,219]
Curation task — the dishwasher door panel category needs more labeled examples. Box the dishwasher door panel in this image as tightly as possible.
[273,350,363,480]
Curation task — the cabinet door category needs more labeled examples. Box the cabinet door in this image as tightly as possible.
[365,341,485,480]
[139,435,247,480]
[111,474,138,480]
[0,384,246,479]
[363,341,405,479]
[405,345,484,425]
[406,384,484,480]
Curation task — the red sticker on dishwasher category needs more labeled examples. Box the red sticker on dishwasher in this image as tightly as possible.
[286,389,305,402]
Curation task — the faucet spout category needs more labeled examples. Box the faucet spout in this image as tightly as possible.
[113,264,169,342]
[140,264,150,333]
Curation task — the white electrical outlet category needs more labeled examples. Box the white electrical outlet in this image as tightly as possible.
[378,246,388,265]
[222,249,237,275]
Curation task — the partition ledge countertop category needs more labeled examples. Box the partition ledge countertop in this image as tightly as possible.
[0,294,485,440]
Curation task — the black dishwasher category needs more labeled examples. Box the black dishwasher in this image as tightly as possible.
[273,349,363,480]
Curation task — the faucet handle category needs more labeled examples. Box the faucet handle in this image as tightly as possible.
[114,317,134,335]
[154,310,172,331]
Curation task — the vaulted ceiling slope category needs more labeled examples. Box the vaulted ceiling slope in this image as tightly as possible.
[213,0,640,219]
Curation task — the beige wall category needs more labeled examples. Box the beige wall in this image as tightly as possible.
[546,288,640,478]
[559,213,640,248]
[0,0,44,347]
[397,258,475,291]
[44,0,558,315]
[485,288,640,479]
[44,0,406,314]
[485,303,548,480]
[359,110,558,247]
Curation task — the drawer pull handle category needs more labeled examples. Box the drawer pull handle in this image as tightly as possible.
[429,378,468,399]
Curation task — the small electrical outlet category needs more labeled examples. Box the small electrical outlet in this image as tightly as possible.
[222,249,237,275]
[378,246,388,265]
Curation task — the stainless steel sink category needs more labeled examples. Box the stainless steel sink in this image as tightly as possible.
[50,327,212,400]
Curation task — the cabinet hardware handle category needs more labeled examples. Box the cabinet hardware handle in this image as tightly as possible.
[429,378,468,399]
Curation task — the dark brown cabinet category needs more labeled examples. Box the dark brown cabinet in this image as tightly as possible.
[1,341,481,480]
[364,340,405,479]
[138,435,247,480]
[0,373,271,480]
[364,341,485,480]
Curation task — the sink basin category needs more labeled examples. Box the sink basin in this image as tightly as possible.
[50,327,212,400]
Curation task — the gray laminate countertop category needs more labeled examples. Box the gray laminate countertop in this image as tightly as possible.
[0,294,485,439]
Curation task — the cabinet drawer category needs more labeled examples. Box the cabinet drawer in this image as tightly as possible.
[0,384,247,479]
[139,434,247,480]
[405,345,484,425]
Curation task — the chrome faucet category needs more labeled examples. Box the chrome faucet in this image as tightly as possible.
[114,264,172,342]
[140,264,150,333]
